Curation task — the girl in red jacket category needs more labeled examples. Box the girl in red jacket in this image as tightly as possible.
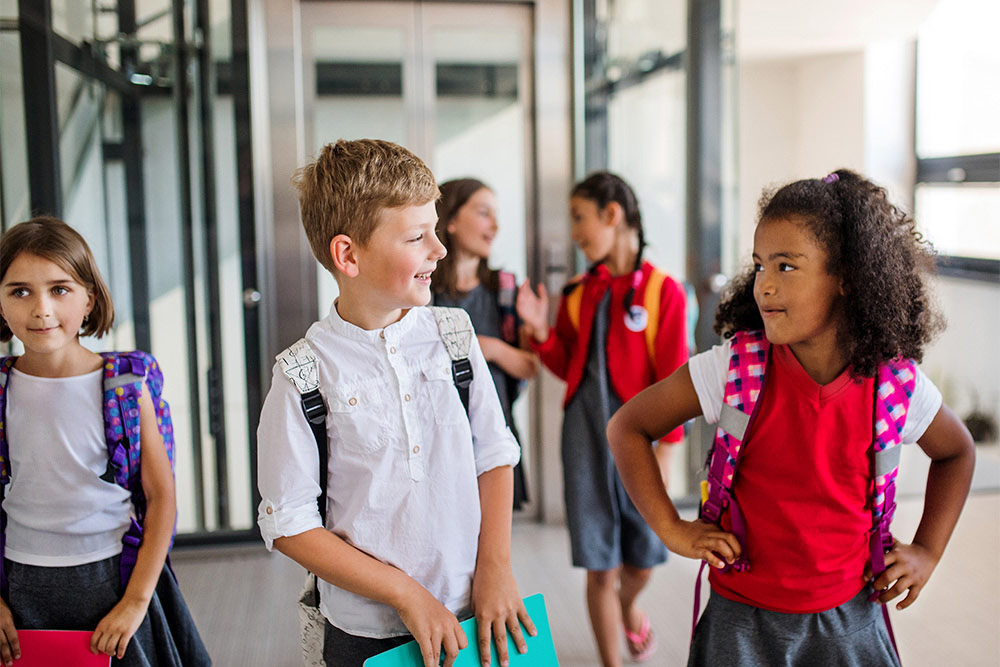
[517,172,688,666]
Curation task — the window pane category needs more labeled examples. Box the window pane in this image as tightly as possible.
[916,0,1000,158]
[915,184,1000,260]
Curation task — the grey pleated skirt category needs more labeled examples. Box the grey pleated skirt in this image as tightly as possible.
[6,554,211,666]
[688,586,900,667]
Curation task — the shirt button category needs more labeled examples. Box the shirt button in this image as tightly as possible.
[404,394,411,401]
[389,346,397,354]
[348,397,358,406]
[412,445,420,454]
[379,330,385,339]
[265,506,273,515]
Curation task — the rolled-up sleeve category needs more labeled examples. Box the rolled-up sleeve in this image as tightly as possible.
[256,362,325,550]
[466,336,521,476]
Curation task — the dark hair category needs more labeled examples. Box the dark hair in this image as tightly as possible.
[714,169,943,378]
[0,216,115,341]
[571,171,646,307]
[431,178,497,297]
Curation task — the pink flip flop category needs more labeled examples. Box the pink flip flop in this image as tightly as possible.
[624,612,657,663]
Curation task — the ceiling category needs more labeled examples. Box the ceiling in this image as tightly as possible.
[738,0,943,61]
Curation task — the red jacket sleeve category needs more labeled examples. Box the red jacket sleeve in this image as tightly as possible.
[531,290,577,382]
[654,276,689,443]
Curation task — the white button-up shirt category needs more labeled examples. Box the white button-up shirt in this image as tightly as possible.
[257,304,520,638]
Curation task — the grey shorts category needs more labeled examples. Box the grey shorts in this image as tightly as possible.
[323,620,411,667]
[688,586,900,667]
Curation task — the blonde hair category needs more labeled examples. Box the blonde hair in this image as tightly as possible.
[292,139,439,274]
[0,216,115,341]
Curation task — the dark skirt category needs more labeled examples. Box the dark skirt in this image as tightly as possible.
[6,555,211,666]
[688,586,900,667]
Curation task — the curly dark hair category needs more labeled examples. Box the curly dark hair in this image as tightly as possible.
[714,169,943,378]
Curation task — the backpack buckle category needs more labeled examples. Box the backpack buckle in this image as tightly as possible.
[301,389,328,426]
[451,358,473,390]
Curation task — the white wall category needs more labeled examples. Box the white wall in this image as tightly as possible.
[737,53,865,267]
[739,43,1000,440]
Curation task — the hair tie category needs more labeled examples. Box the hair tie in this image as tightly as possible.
[822,172,839,184]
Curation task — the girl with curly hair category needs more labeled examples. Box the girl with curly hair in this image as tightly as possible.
[607,169,975,666]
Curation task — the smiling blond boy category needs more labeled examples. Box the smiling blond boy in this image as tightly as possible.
[256,139,535,667]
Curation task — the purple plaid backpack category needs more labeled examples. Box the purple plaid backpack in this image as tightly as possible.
[694,330,916,656]
[0,351,176,593]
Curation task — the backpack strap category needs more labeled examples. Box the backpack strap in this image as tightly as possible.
[868,360,915,592]
[700,330,769,563]
[0,356,16,485]
[429,306,475,416]
[564,279,585,332]
[275,338,329,611]
[275,339,329,518]
[496,270,519,346]
[0,356,14,597]
[641,268,667,366]
[692,330,769,637]
[99,351,177,589]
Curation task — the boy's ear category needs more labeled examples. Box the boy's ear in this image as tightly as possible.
[330,234,360,277]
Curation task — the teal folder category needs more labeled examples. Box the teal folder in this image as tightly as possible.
[364,593,559,666]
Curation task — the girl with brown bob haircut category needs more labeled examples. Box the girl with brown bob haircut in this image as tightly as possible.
[0,216,210,665]
[0,216,114,341]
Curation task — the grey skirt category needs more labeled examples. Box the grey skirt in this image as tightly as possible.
[688,586,900,667]
[6,555,211,666]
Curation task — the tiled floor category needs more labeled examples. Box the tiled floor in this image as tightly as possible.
[173,466,1000,666]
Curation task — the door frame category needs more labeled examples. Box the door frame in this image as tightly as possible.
[252,0,573,521]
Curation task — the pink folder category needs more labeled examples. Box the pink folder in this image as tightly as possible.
[15,630,110,666]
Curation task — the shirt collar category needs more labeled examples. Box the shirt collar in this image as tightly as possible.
[325,300,419,343]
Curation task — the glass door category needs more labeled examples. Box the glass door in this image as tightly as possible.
[297,0,538,512]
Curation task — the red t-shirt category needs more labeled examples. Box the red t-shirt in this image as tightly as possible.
[709,344,874,613]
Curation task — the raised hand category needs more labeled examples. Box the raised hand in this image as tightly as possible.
[515,280,549,341]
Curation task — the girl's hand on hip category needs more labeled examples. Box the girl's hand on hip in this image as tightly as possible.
[397,584,468,667]
[665,519,742,569]
[865,539,939,610]
[91,595,148,659]
[515,281,548,340]
[0,597,20,666]
[471,563,536,667]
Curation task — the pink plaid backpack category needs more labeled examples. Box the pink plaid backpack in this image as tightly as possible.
[694,329,916,655]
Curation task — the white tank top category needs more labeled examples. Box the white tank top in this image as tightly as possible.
[2,367,132,566]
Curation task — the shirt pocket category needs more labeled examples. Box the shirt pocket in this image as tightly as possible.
[326,381,389,453]
[420,364,466,426]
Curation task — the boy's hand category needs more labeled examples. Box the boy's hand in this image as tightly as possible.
[91,595,148,659]
[865,539,939,610]
[663,518,742,569]
[471,563,536,667]
[397,584,468,667]
[0,598,20,666]
[515,281,548,341]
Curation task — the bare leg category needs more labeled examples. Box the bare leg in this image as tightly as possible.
[619,564,653,634]
[586,568,624,667]
[654,441,675,490]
